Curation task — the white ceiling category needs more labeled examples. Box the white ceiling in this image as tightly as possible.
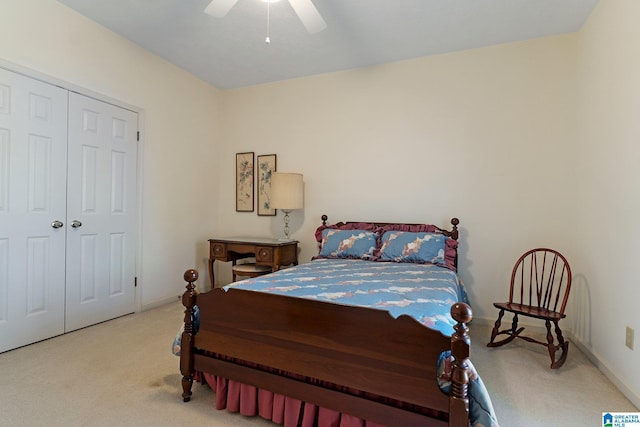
[56,0,599,90]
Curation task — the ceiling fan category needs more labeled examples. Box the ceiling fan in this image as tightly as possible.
[204,0,327,34]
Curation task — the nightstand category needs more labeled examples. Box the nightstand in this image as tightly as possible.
[208,237,298,288]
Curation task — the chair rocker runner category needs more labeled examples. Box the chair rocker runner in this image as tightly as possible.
[487,248,572,369]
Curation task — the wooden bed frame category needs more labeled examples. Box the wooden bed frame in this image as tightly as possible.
[180,217,473,427]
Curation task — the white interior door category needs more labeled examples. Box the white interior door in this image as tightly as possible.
[65,92,138,332]
[0,68,68,353]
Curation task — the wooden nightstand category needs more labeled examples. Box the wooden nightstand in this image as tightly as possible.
[208,237,298,288]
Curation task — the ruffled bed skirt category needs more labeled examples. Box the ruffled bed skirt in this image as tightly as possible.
[201,373,385,427]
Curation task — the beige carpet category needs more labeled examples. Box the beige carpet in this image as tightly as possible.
[472,323,638,426]
[0,301,636,427]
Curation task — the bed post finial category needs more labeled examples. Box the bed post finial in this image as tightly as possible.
[321,214,328,226]
[449,302,471,427]
[181,269,198,402]
[450,218,459,241]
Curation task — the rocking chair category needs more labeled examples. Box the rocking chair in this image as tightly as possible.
[487,248,572,369]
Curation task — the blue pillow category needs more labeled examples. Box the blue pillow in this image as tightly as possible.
[318,229,377,259]
[171,305,199,356]
[378,231,447,266]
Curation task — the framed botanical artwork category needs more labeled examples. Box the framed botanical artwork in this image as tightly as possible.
[236,152,254,212]
[257,154,277,216]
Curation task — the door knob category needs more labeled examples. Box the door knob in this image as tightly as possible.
[51,220,64,229]
[71,220,82,229]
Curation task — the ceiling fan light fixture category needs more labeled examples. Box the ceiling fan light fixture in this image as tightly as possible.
[205,0,326,35]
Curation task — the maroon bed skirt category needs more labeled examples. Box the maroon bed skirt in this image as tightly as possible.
[199,373,385,427]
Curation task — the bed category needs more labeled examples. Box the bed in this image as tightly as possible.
[176,216,498,427]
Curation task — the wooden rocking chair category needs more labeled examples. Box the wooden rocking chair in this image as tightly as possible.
[487,248,572,369]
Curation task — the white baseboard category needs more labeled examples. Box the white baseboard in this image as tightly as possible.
[141,295,181,312]
[569,334,640,409]
[473,316,640,409]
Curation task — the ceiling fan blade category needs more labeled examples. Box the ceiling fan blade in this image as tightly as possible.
[204,0,240,18]
[288,0,327,34]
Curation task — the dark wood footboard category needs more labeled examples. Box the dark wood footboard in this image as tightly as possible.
[180,269,472,427]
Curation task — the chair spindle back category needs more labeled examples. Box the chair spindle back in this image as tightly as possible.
[508,248,572,316]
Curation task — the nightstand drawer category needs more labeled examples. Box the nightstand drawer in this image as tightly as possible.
[256,246,273,263]
[211,243,227,259]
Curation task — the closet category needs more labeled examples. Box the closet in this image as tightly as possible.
[0,67,138,353]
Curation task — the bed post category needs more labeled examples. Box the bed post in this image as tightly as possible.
[449,302,472,427]
[450,218,459,241]
[180,269,198,402]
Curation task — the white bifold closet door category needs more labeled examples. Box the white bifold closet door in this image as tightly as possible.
[65,92,138,333]
[0,68,68,353]
[0,68,138,353]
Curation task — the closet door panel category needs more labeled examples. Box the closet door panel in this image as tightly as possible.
[65,92,137,332]
[0,68,67,353]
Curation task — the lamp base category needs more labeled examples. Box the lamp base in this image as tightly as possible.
[281,210,292,241]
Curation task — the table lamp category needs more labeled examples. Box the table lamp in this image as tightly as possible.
[270,172,303,241]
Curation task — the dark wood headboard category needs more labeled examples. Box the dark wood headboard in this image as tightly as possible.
[319,214,460,240]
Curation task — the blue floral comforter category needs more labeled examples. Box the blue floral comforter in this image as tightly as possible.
[227,258,468,336]
[224,258,499,427]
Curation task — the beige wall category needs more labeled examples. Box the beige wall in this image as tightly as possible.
[573,0,640,405]
[0,0,222,308]
[218,34,579,321]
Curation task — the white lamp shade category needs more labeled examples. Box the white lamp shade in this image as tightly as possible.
[271,172,303,210]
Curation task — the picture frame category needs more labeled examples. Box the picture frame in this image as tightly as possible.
[257,154,277,216]
[236,152,254,212]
